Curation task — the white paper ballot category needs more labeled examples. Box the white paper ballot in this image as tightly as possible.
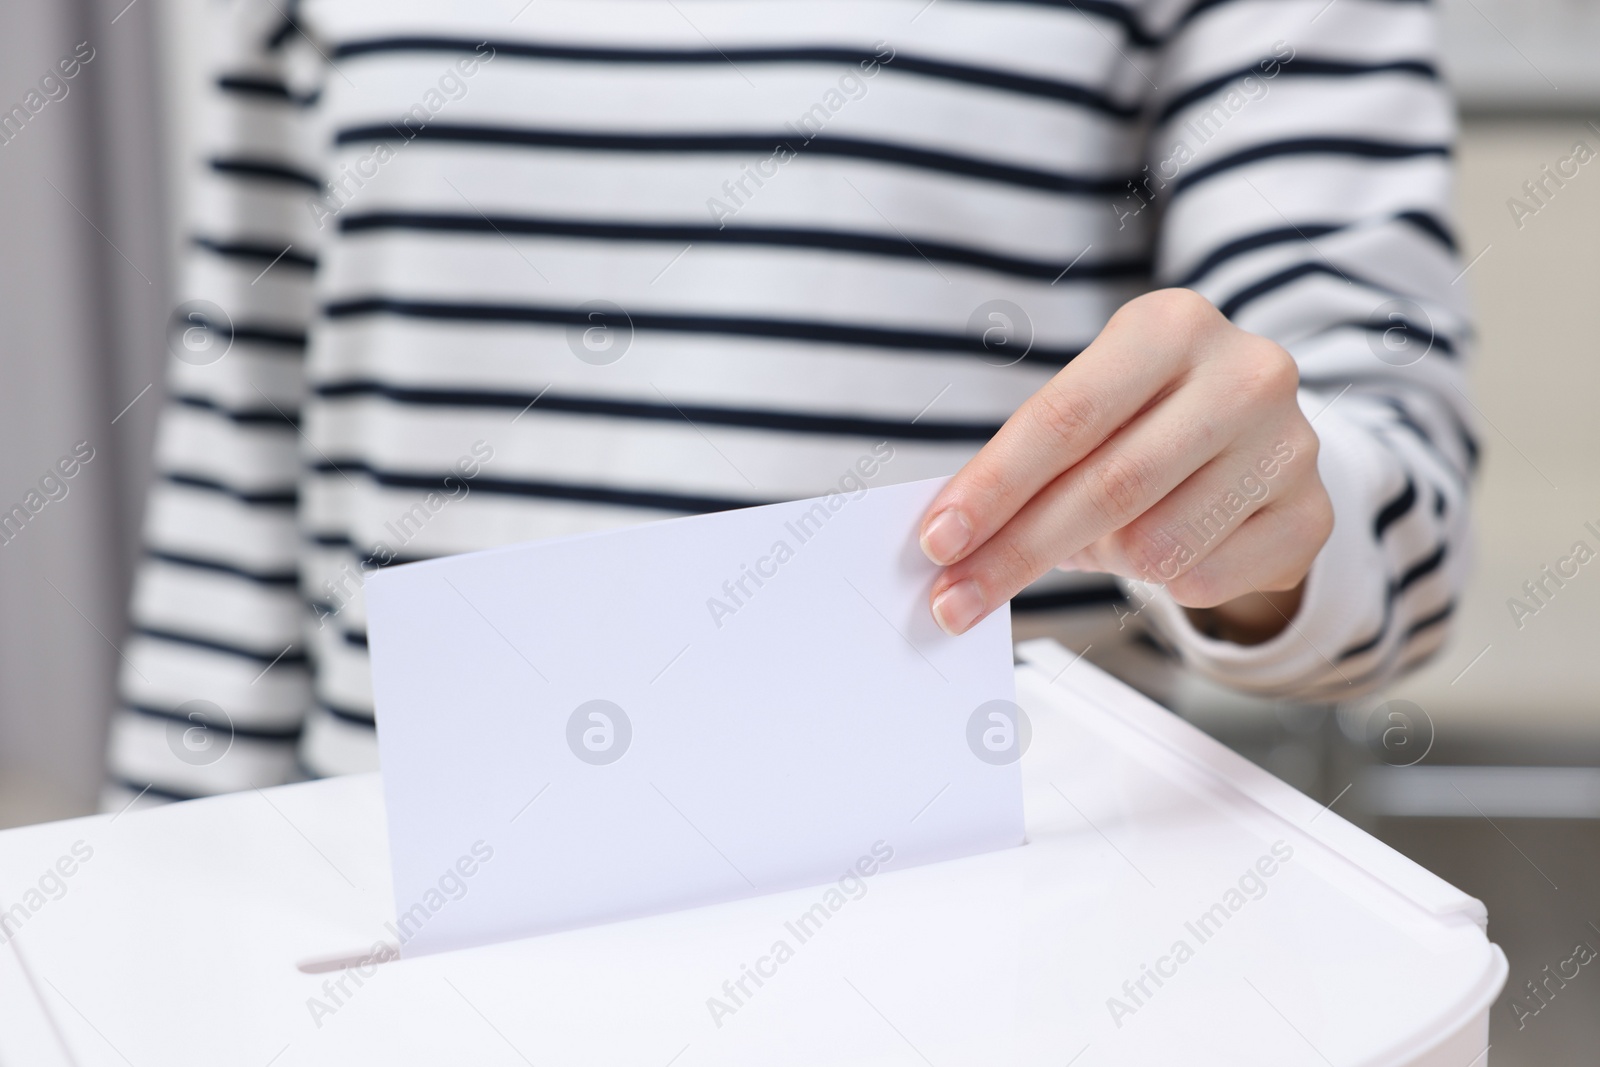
[366,476,1023,955]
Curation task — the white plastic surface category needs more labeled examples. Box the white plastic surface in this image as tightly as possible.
[0,642,1505,1065]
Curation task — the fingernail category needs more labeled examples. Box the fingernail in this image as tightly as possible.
[931,580,985,636]
[920,509,972,566]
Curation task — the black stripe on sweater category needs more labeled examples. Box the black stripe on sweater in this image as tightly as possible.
[1170,138,1450,198]
[322,296,1082,366]
[307,604,372,652]
[134,625,307,666]
[338,211,1149,284]
[127,702,305,742]
[1173,223,1340,289]
[991,0,1360,50]
[934,0,1429,56]
[1304,611,1450,698]
[193,235,318,271]
[1373,478,1417,539]
[1011,585,1125,612]
[1174,210,1456,290]
[177,315,309,352]
[1337,616,1387,664]
[1161,0,1430,51]
[309,459,769,514]
[210,156,323,191]
[330,0,1430,74]
[1216,261,1356,320]
[215,74,321,108]
[330,2,1164,53]
[332,123,1134,196]
[994,0,1160,49]
[318,700,376,728]
[1217,262,1446,329]
[1396,210,1456,252]
[147,548,299,586]
[1156,57,1437,126]
[330,37,1140,116]
[163,472,297,507]
[304,533,431,569]
[1337,542,1450,662]
[1404,599,1454,641]
[1377,398,1438,449]
[1374,395,1479,472]
[313,379,1002,441]
[234,323,310,350]
[1397,542,1447,594]
[172,393,300,427]
[1338,597,1454,670]
[1331,317,1457,359]
[264,0,304,51]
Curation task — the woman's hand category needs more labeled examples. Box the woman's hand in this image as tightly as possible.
[920,289,1334,644]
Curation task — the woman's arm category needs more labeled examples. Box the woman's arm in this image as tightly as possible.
[921,0,1473,700]
[104,0,323,803]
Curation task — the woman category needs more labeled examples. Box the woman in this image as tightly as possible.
[107,0,1472,803]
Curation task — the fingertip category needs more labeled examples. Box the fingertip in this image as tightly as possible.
[931,578,985,636]
[919,507,972,567]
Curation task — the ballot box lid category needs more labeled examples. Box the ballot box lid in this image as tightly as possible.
[0,640,1506,1066]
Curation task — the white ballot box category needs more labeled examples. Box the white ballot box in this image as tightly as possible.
[0,640,1506,1066]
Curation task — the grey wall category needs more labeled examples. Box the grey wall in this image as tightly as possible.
[0,0,169,824]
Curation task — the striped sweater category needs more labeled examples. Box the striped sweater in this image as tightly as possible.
[106,0,1475,805]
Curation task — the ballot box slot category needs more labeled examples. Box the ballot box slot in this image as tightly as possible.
[297,945,401,975]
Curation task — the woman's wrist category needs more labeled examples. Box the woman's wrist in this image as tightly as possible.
[1183,583,1306,646]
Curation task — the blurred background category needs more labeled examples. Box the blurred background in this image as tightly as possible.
[0,1,1594,1062]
